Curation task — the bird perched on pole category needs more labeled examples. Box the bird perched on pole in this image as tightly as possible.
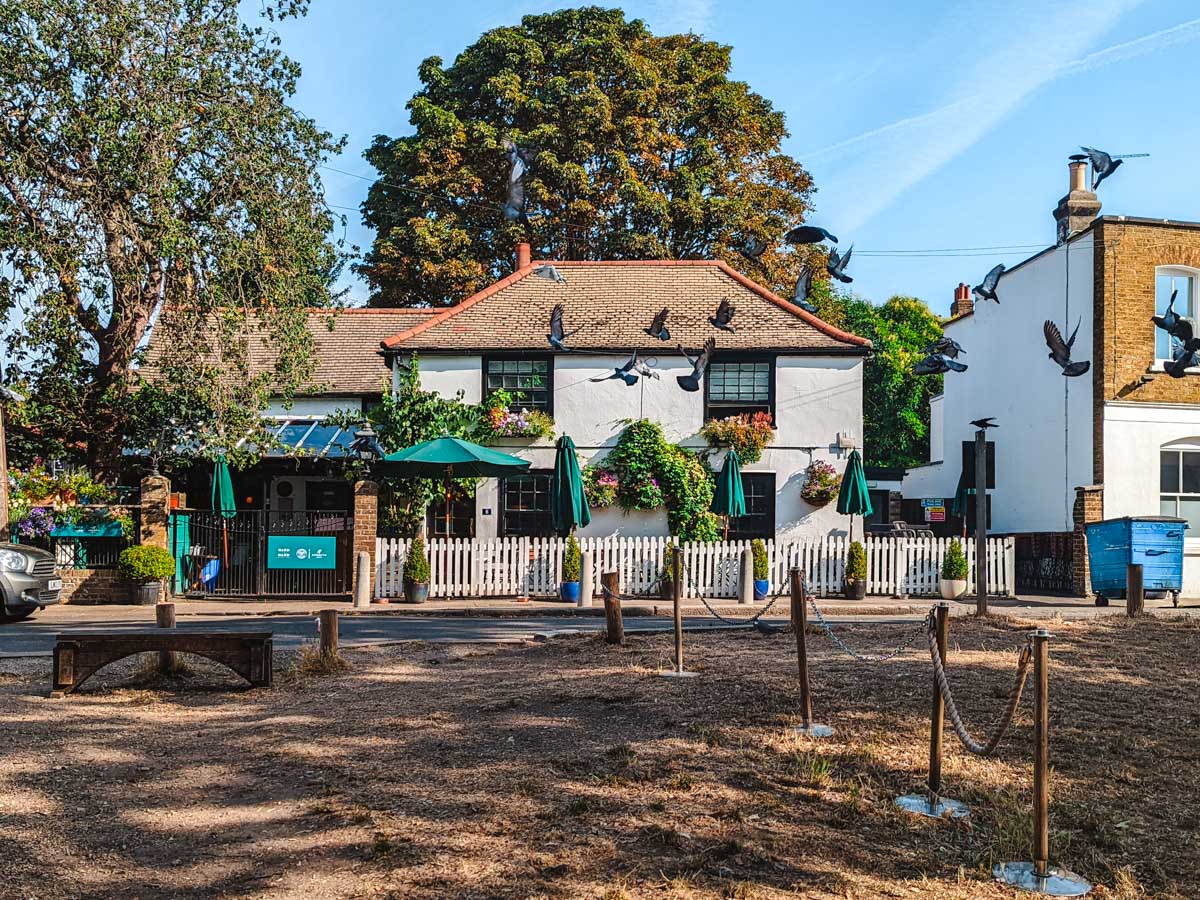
[969,417,997,430]
[1044,319,1090,376]
[972,264,1005,304]
[826,245,853,283]
[1080,146,1123,191]
[676,338,715,392]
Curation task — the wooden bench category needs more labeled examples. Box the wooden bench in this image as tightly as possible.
[52,631,273,697]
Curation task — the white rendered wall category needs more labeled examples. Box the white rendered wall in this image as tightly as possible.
[414,352,864,540]
[906,238,1095,533]
[929,394,944,462]
[1103,401,1200,595]
[264,397,363,417]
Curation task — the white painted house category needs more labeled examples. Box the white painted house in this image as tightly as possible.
[905,156,1200,596]
[378,244,872,541]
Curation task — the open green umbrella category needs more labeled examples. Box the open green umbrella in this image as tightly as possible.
[211,455,237,575]
[384,435,531,535]
[711,448,746,539]
[551,435,590,536]
[836,450,873,540]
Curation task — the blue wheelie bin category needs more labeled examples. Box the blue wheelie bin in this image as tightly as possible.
[1085,516,1187,607]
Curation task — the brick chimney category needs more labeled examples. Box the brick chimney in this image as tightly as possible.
[515,242,531,270]
[950,282,973,318]
[1052,154,1101,244]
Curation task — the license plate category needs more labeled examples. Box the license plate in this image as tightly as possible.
[47,579,62,591]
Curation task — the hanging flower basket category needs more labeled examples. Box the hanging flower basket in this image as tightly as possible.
[800,460,841,508]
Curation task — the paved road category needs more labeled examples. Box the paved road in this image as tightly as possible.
[0,613,798,657]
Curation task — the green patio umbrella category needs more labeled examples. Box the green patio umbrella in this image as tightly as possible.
[384,435,531,536]
[836,450,873,540]
[551,435,590,536]
[711,448,746,539]
[950,470,972,537]
[211,455,237,573]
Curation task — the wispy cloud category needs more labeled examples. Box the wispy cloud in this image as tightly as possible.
[803,1,1157,233]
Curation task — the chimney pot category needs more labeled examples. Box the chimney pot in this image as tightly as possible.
[515,242,531,270]
[1053,156,1101,242]
[1068,159,1088,193]
[950,282,973,318]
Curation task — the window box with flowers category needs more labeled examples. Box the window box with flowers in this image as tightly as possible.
[700,412,775,464]
[479,390,555,443]
[800,460,842,508]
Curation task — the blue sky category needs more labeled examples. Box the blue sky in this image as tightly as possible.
[265,0,1200,314]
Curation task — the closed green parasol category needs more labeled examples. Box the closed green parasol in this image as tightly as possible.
[551,435,590,536]
[211,455,237,577]
[711,448,746,538]
[836,450,873,539]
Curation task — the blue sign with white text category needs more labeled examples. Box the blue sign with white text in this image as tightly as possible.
[267,535,337,569]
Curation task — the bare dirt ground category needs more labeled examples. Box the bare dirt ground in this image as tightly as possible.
[1,615,1197,899]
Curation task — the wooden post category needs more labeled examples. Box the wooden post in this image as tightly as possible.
[974,428,988,616]
[0,403,9,541]
[156,602,177,674]
[790,568,813,728]
[318,609,339,658]
[672,546,683,672]
[927,603,949,803]
[1126,563,1144,617]
[1033,628,1050,879]
[601,571,623,645]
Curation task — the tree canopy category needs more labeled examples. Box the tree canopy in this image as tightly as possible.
[0,0,346,472]
[359,6,817,308]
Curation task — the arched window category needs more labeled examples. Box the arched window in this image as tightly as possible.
[1159,439,1200,532]
[1155,267,1199,361]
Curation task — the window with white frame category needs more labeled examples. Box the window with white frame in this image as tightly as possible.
[1159,447,1200,533]
[1155,268,1197,362]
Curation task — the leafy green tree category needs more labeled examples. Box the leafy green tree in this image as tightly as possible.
[359,6,816,307]
[0,0,346,473]
[809,290,944,469]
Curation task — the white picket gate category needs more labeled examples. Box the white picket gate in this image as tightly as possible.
[375,534,1016,600]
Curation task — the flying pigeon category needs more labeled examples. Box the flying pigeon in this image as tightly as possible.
[1165,319,1200,378]
[1080,146,1123,191]
[1152,289,1180,333]
[1044,319,1090,377]
[591,351,640,386]
[972,264,1005,304]
[738,235,767,264]
[913,353,967,376]
[633,357,660,380]
[792,265,817,314]
[970,417,997,430]
[546,303,582,352]
[709,297,736,332]
[826,245,853,284]
[500,138,533,224]
[922,336,965,359]
[645,307,670,341]
[676,338,715,392]
[784,225,838,245]
[533,264,566,284]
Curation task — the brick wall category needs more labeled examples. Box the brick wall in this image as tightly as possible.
[352,480,379,596]
[61,568,125,605]
[1092,219,1200,482]
[1071,485,1104,597]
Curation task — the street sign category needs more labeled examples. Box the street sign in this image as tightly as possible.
[922,498,945,508]
[961,440,996,490]
[267,535,337,570]
[925,506,946,523]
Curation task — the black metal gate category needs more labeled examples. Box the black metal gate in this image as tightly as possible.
[173,510,353,597]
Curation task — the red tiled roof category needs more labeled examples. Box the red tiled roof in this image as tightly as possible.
[381,259,871,353]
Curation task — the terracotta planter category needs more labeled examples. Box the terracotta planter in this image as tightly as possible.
[939,578,968,601]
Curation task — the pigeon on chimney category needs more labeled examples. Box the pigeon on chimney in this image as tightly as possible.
[1080,146,1123,191]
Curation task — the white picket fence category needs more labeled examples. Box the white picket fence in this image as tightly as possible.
[375,534,1016,600]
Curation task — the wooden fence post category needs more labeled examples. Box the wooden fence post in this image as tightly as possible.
[318,609,339,658]
[601,571,623,645]
[1126,563,1144,617]
[156,602,177,674]
[789,568,833,737]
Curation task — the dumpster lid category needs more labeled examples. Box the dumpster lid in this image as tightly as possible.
[1090,516,1188,526]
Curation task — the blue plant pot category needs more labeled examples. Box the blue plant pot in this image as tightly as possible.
[753,579,770,602]
[559,581,581,603]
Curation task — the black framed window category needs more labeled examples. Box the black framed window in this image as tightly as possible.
[705,358,774,420]
[501,471,553,536]
[484,357,553,413]
[727,473,776,540]
[428,492,477,538]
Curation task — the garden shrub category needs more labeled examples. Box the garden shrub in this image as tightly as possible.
[404,535,430,583]
[942,539,968,580]
[563,534,581,582]
[118,545,176,583]
[751,538,769,580]
[845,541,867,581]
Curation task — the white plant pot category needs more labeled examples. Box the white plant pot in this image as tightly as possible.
[940,578,968,601]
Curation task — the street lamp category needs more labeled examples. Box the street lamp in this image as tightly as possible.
[350,423,383,462]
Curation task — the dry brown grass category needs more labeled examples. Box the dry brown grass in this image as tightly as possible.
[0,616,1196,898]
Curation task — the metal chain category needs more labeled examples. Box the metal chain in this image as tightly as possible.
[928,624,1034,757]
[682,567,782,625]
[805,593,930,662]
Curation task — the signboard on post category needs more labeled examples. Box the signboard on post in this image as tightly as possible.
[267,535,337,569]
[961,441,996,490]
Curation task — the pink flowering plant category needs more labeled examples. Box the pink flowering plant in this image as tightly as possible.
[800,460,842,507]
[582,465,619,508]
[480,390,555,440]
[700,412,775,464]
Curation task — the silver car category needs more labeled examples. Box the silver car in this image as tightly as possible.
[0,544,61,623]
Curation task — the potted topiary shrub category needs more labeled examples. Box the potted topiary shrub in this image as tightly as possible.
[403,535,430,604]
[940,539,969,600]
[117,545,176,605]
[751,538,770,601]
[844,540,867,601]
[560,534,581,603]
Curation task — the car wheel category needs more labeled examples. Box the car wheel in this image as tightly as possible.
[0,608,36,623]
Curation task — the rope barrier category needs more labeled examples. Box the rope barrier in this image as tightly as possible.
[927,625,1034,757]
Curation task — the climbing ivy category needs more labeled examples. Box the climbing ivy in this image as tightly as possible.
[602,420,719,542]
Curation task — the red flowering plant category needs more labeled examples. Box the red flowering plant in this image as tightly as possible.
[800,460,841,507]
[582,465,619,508]
[479,390,555,441]
[700,412,775,464]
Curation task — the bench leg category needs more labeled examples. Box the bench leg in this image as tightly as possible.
[248,640,273,688]
[51,645,77,697]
